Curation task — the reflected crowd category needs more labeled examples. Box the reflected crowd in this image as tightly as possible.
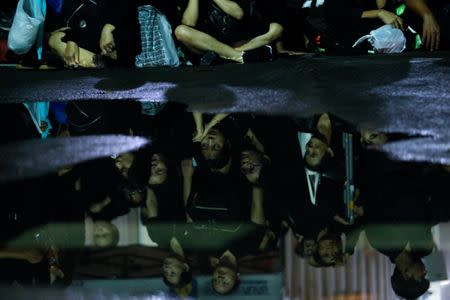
[0,102,449,299]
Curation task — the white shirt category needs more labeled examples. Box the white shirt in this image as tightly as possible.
[298,132,320,205]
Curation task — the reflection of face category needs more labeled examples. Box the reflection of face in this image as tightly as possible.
[318,239,339,265]
[163,257,185,286]
[405,260,427,282]
[212,266,237,294]
[305,137,328,168]
[241,151,262,183]
[115,153,135,178]
[149,154,168,185]
[93,221,116,247]
[360,130,388,146]
[201,129,225,160]
[303,239,317,257]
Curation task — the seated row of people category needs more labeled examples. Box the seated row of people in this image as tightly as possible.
[1,0,448,68]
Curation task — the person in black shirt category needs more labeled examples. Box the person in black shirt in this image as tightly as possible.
[46,0,141,68]
[174,0,284,63]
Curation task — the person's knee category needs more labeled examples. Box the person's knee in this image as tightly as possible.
[175,25,194,44]
[268,23,284,43]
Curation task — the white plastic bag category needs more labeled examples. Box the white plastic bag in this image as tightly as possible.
[352,25,406,54]
[8,0,47,55]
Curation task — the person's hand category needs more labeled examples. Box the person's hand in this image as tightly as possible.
[50,265,65,284]
[64,41,80,67]
[422,14,440,51]
[353,205,365,217]
[192,122,214,142]
[100,24,117,59]
[378,9,404,29]
[192,125,204,142]
[20,249,44,264]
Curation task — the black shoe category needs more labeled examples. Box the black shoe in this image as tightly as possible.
[200,51,218,66]
[242,45,274,63]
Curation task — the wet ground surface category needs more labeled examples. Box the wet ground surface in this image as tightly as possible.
[1,53,449,167]
[0,53,449,300]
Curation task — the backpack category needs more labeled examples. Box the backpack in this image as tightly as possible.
[135,5,180,68]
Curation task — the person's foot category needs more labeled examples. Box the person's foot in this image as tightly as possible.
[243,45,274,63]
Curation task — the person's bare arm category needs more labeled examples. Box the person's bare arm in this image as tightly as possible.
[144,188,158,219]
[213,0,244,20]
[251,186,265,225]
[235,23,283,51]
[48,29,98,68]
[246,129,265,153]
[181,159,194,206]
[182,0,200,26]
[404,0,440,50]
[0,249,44,264]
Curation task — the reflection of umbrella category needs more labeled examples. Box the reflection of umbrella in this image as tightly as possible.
[0,135,149,182]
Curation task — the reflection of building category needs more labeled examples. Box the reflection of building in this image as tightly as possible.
[284,223,450,300]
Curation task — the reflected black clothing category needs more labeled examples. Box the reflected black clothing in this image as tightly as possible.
[66,101,140,136]
[0,259,49,286]
[147,221,264,257]
[187,168,248,222]
[357,151,434,261]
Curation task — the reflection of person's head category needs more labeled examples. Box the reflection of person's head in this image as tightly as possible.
[295,238,317,258]
[162,255,191,288]
[391,255,429,299]
[114,152,135,178]
[360,130,388,146]
[201,128,226,160]
[211,252,240,295]
[212,265,240,295]
[93,221,119,247]
[149,153,168,185]
[314,233,342,266]
[304,134,333,171]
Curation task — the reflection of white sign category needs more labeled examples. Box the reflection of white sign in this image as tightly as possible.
[75,273,282,299]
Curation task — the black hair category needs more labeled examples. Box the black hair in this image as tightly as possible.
[295,238,306,257]
[391,266,430,299]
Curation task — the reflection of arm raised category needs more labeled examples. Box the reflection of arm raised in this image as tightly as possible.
[251,186,265,225]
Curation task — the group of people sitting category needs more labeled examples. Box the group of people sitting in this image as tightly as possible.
[0,0,448,68]
[1,99,449,299]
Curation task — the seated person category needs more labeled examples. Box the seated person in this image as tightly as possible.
[174,0,284,64]
[46,0,140,68]
[324,0,440,51]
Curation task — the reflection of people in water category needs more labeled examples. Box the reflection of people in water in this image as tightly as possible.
[162,238,194,298]
[92,221,119,248]
[210,250,240,295]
